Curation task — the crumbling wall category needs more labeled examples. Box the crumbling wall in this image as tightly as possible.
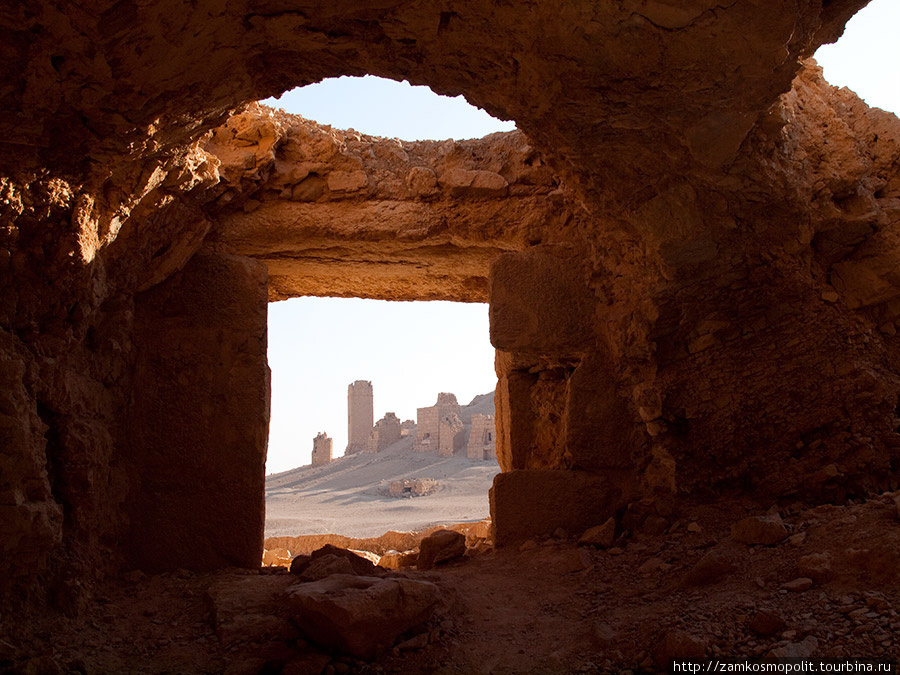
[415,394,463,454]
[467,414,496,461]
[311,432,332,467]
[366,413,401,453]
[438,413,466,458]
[0,0,889,601]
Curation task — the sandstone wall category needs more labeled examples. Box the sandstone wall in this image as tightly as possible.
[365,413,401,454]
[414,393,462,454]
[127,246,269,572]
[1,0,892,601]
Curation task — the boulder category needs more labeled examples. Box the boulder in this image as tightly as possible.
[653,629,708,669]
[747,609,787,637]
[578,517,616,548]
[294,554,355,582]
[731,514,788,545]
[796,552,833,584]
[378,550,418,570]
[417,530,466,570]
[683,549,737,586]
[298,545,384,577]
[287,575,441,659]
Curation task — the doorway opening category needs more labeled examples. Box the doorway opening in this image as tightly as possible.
[264,297,500,552]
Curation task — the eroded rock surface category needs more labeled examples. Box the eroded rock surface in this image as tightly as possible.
[2,0,900,631]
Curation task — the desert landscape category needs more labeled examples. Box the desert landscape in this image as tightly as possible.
[264,392,499,539]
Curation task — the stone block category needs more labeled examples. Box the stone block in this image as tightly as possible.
[490,245,595,354]
[489,469,629,547]
[127,247,269,572]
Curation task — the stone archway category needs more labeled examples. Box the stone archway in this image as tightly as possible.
[5,0,900,596]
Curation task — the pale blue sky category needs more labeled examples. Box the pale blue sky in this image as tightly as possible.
[262,0,898,474]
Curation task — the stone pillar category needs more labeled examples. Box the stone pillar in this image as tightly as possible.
[489,240,900,546]
[311,432,332,466]
[346,380,373,455]
[127,247,270,572]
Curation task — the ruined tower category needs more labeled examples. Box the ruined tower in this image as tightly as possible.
[346,380,374,455]
[311,432,333,467]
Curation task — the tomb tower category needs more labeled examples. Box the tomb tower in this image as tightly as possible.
[346,380,374,455]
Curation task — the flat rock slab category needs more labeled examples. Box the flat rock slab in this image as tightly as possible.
[287,574,440,659]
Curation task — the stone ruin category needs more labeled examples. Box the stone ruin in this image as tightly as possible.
[387,478,439,499]
[365,412,402,454]
[467,414,497,461]
[2,0,897,616]
[345,380,374,455]
[311,432,333,467]
[415,393,462,454]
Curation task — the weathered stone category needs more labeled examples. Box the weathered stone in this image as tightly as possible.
[578,518,617,549]
[417,530,466,570]
[781,577,814,592]
[683,549,737,586]
[731,515,789,546]
[748,610,787,637]
[309,545,383,577]
[406,167,439,197]
[0,0,895,612]
[294,554,356,582]
[491,470,628,547]
[653,630,708,668]
[327,170,368,193]
[377,550,418,570]
[438,168,508,198]
[796,552,834,584]
[286,575,440,659]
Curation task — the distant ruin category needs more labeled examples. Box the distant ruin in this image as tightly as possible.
[311,432,333,467]
[467,414,497,461]
[365,412,402,454]
[346,380,374,455]
[336,386,497,463]
[387,478,438,498]
[416,393,464,455]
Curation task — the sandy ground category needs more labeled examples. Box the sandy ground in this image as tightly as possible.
[265,394,500,539]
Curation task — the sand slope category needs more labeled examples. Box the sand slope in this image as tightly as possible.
[265,393,499,538]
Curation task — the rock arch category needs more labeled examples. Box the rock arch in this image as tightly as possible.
[4,0,900,603]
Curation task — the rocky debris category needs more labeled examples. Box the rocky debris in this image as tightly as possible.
[781,577,814,592]
[731,514,789,545]
[578,518,617,549]
[417,530,466,571]
[683,548,737,586]
[387,478,438,498]
[294,555,356,582]
[291,544,385,579]
[286,575,441,659]
[796,552,833,584]
[747,609,787,637]
[653,629,708,668]
[262,548,293,567]
[378,550,418,570]
[768,636,819,659]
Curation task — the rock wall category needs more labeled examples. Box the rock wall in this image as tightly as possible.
[127,246,269,572]
[2,0,897,602]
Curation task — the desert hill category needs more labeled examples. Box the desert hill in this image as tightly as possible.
[265,392,499,538]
